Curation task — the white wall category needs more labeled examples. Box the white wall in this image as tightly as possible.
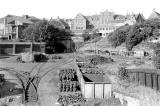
[84,83,111,99]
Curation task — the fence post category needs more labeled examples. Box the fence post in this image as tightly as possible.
[144,73,146,87]
[151,73,153,89]
[13,44,16,54]
[157,75,159,91]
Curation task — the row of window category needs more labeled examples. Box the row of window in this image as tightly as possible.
[76,27,84,30]
[98,27,116,31]
[75,19,85,24]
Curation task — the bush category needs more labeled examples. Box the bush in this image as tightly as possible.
[117,67,129,81]
[51,55,63,59]
[34,53,48,62]
[90,56,114,65]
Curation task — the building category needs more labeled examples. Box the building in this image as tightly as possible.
[0,15,40,40]
[70,13,88,35]
[51,17,70,30]
[148,9,160,19]
[66,10,137,37]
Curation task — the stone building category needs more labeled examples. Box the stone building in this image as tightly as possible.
[65,10,137,36]
[0,15,40,40]
[70,13,88,35]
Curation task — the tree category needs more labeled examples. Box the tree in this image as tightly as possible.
[108,18,160,51]
[22,19,74,54]
[82,29,100,42]
[82,31,90,41]
[44,25,74,53]
[108,24,130,48]
[126,19,160,51]
[21,19,48,42]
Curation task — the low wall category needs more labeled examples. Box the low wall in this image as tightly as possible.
[113,91,140,106]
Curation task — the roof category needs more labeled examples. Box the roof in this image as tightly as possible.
[0,15,40,25]
[58,19,70,28]
[75,13,87,20]
[135,13,145,23]
[83,73,111,83]
[148,10,160,19]
[83,74,104,82]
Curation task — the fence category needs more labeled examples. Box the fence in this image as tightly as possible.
[128,71,160,91]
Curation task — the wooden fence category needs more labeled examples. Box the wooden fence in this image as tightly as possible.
[128,71,160,91]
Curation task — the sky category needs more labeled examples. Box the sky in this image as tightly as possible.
[0,0,160,19]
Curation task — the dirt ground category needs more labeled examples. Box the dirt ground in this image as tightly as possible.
[0,53,77,106]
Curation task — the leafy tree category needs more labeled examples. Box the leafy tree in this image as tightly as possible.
[108,25,130,48]
[21,19,48,42]
[82,31,91,41]
[82,29,100,42]
[126,19,160,51]
[108,18,160,51]
[22,19,74,54]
